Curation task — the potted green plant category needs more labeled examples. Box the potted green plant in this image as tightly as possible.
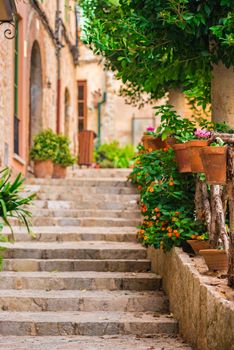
[30,129,57,178]
[186,129,211,173]
[53,134,76,179]
[200,137,227,185]
[141,126,165,151]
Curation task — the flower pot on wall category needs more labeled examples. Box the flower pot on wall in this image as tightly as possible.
[200,249,228,271]
[187,140,208,173]
[187,240,210,254]
[173,143,192,173]
[34,160,53,178]
[200,146,227,185]
[53,164,67,179]
[142,134,166,151]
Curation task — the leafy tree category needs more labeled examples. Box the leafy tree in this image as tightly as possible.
[80,0,234,109]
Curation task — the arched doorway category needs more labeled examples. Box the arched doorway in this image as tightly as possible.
[64,88,71,137]
[29,41,43,150]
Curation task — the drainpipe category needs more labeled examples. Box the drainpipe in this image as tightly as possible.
[97,92,107,145]
[55,0,62,133]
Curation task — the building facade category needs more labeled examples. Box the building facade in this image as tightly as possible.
[0,0,78,175]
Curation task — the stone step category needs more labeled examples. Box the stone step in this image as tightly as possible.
[0,311,178,336]
[30,199,139,210]
[10,217,141,227]
[0,290,168,312]
[0,271,161,291]
[3,258,151,272]
[3,241,146,260]
[2,226,138,242]
[27,178,133,187]
[0,335,193,350]
[26,185,136,195]
[35,193,139,201]
[28,209,141,219]
[68,168,132,178]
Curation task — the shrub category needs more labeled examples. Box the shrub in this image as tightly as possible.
[95,141,134,168]
[129,146,207,251]
[53,134,76,167]
[30,129,58,161]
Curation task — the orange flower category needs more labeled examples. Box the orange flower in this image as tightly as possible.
[167,227,172,233]
[148,148,153,152]
[175,232,180,238]
[168,233,172,238]
[138,185,142,191]
[169,181,174,186]
[149,188,154,193]
[144,236,148,241]
[191,234,197,239]
[173,230,179,234]
[140,229,145,234]
[175,211,180,215]
[157,213,161,218]
[154,207,160,212]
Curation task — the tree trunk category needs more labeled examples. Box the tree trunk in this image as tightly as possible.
[211,63,234,127]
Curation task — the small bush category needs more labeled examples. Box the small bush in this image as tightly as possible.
[30,129,57,161]
[95,141,134,168]
[54,134,76,167]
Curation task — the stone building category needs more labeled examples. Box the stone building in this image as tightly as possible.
[0,0,79,175]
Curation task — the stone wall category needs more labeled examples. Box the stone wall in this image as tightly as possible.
[148,247,234,350]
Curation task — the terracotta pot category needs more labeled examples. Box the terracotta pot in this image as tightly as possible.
[53,164,67,179]
[34,160,53,178]
[200,146,227,185]
[187,140,208,173]
[166,136,177,147]
[199,249,228,271]
[173,143,192,173]
[187,240,210,254]
[142,134,166,151]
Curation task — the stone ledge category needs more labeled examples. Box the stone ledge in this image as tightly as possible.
[147,247,234,350]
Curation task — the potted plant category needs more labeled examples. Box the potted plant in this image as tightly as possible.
[141,126,165,151]
[53,134,76,179]
[187,233,210,254]
[200,137,227,185]
[30,129,57,178]
[199,248,228,271]
[186,129,211,173]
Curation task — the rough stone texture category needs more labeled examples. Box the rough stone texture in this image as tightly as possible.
[148,247,234,350]
[0,335,192,350]
[212,62,234,127]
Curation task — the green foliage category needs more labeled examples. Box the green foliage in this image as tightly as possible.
[95,141,134,168]
[53,134,76,167]
[80,0,234,109]
[30,129,58,161]
[129,146,206,251]
[0,168,35,234]
[155,104,195,142]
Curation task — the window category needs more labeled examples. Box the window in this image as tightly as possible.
[14,16,19,155]
[78,81,87,132]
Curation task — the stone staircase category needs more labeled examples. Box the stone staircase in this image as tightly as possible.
[0,169,191,349]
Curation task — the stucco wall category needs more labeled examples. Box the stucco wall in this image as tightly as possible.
[148,247,234,350]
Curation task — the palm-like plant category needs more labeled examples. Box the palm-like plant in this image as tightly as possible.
[0,168,35,234]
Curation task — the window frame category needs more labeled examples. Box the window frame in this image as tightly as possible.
[77,80,87,132]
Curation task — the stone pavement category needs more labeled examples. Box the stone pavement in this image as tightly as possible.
[0,169,192,349]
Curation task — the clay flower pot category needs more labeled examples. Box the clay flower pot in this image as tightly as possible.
[199,249,228,271]
[173,143,192,173]
[34,160,53,178]
[53,164,67,179]
[200,146,227,185]
[187,140,208,173]
[142,134,166,151]
[187,240,210,254]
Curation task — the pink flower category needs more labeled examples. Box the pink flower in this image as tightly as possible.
[146,126,155,132]
[194,129,211,139]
